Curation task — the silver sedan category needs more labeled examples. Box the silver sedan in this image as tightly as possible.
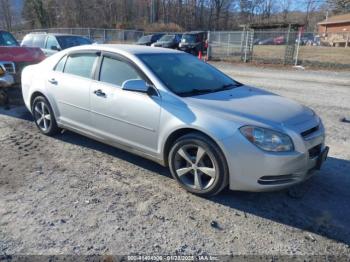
[21,45,329,196]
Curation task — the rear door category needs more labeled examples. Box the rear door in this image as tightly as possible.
[48,51,99,130]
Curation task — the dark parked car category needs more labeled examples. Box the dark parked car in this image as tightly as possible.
[21,33,93,56]
[258,37,274,45]
[179,31,207,55]
[136,34,164,46]
[151,34,182,49]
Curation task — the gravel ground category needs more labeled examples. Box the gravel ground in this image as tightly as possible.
[0,63,349,257]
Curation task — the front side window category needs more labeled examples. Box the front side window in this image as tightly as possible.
[99,56,141,87]
[138,53,241,96]
[64,53,98,78]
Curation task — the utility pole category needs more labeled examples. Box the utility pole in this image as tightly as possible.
[150,0,156,24]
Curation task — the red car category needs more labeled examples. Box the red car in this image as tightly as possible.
[0,30,45,104]
[273,35,286,45]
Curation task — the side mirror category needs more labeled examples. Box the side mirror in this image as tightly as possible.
[51,45,61,51]
[122,79,151,94]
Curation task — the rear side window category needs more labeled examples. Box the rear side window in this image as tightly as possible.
[64,53,98,78]
[32,35,47,48]
[99,56,141,87]
[21,35,33,47]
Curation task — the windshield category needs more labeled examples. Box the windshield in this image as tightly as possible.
[159,35,174,42]
[0,31,19,46]
[56,36,92,49]
[138,53,241,96]
[181,34,196,43]
[138,35,152,43]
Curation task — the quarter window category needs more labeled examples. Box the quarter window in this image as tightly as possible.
[64,53,98,78]
[99,56,141,87]
[54,55,67,72]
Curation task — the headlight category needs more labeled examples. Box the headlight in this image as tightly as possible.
[240,126,294,152]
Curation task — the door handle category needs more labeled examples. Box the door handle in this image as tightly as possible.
[94,89,106,97]
[48,78,58,85]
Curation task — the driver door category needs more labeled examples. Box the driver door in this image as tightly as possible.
[90,53,161,154]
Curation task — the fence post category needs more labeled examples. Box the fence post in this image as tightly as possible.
[88,28,91,40]
[207,31,212,60]
[346,32,349,48]
[244,30,249,62]
[227,33,230,56]
[294,30,302,66]
[104,29,107,43]
[240,29,245,56]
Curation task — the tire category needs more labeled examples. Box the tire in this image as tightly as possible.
[32,96,60,136]
[168,133,229,197]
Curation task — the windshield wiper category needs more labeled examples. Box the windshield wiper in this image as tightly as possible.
[219,82,243,90]
[177,83,243,97]
[177,88,214,97]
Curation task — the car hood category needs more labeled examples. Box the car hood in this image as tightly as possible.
[183,86,317,130]
[0,46,46,63]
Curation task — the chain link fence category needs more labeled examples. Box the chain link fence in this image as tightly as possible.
[12,28,350,69]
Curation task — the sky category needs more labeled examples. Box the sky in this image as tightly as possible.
[291,0,327,11]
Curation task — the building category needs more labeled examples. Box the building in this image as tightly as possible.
[318,13,350,47]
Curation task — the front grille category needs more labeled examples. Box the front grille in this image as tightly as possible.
[2,62,16,74]
[258,174,299,185]
[301,125,319,138]
[309,144,322,159]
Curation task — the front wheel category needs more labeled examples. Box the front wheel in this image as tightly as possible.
[168,133,229,197]
[32,96,60,136]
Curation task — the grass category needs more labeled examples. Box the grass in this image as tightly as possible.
[253,45,350,65]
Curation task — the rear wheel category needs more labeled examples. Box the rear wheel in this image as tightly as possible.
[32,96,59,136]
[168,133,229,196]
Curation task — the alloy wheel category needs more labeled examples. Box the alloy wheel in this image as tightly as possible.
[34,101,51,132]
[174,144,217,190]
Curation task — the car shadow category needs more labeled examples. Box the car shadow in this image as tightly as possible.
[1,106,350,245]
[210,156,350,245]
[43,128,350,246]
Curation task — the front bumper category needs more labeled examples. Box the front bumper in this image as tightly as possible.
[221,124,327,192]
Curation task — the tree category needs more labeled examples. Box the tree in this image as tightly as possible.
[0,0,12,31]
[22,0,50,28]
[327,0,350,13]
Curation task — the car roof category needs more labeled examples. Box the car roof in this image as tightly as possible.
[68,44,182,55]
[27,32,88,37]
[183,31,206,35]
